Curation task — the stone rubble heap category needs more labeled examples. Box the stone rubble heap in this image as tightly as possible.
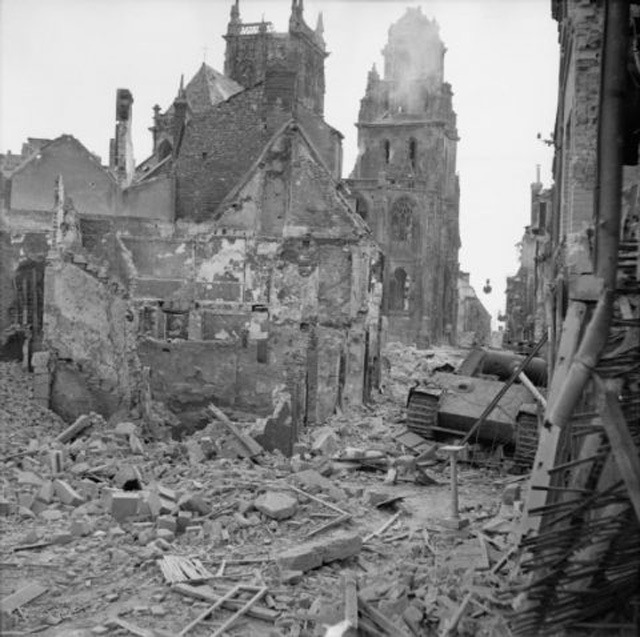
[0,347,527,637]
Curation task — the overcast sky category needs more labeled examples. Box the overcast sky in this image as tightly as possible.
[0,0,558,327]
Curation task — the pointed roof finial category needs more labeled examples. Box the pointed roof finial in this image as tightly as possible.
[315,11,324,36]
[230,0,239,20]
[176,74,187,102]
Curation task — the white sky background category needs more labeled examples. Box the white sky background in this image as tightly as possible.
[0,0,558,329]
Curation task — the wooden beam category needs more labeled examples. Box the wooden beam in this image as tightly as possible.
[521,302,587,535]
[594,376,640,524]
[208,403,263,457]
[343,572,358,630]
[0,583,47,614]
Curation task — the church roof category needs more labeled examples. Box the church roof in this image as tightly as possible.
[182,63,244,113]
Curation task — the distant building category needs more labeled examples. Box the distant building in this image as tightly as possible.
[503,175,552,350]
[347,7,460,348]
[457,272,491,348]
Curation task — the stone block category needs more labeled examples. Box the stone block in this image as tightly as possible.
[70,518,93,537]
[277,531,362,573]
[321,532,363,562]
[277,543,324,572]
[178,492,211,515]
[76,479,100,501]
[17,471,44,487]
[280,569,304,585]
[53,479,84,506]
[291,469,346,501]
[185,440,205,465]
[18,493,35,509]
[110,492,140,522]
[156,528,175,543]
[254,492,298,520]
[156,515,177,533]
[157,485,177,501]
[176,510,193,533]
[30,499,48,515]
[114,421,137,437]
[37,480,55,503]
[311,427,339,457]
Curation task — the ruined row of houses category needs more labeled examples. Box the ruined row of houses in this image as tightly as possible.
[504,1,640,353]
[506,1,640,634]
[0,1,489,447]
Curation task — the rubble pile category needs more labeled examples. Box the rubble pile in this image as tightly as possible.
[382,343,467,402]
[1,353,527,636]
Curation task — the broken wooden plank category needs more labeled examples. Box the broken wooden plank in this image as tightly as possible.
[172,583,279,622]
[595,376,640,524]
[304,513,351,539]
[0,583,47,614]
[363,511,401,544]
[210,586,268,637]
[474,532,491,570]
[178,584,242,636]
[280,482,350,517]
[55,414,93,444]
[208,403,263,457]
[106,617,174,637]
[440,591,473,637]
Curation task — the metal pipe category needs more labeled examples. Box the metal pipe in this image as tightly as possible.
[546,0,629,430]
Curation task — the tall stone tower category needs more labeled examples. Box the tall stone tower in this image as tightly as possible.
[224,0,327,115]
[348,7,460,347]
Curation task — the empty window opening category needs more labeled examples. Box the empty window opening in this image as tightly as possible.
[409,139,417,170]
[389,267,408,311]
[390,197,415,242]
[383,140,390,165]
[355,196,368,221]
[538,202,547,230]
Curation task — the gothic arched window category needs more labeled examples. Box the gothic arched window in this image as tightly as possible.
[390,197,415,242]
[389,267,407,311]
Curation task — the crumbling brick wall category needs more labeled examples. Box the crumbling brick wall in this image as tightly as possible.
[44,255,139,422]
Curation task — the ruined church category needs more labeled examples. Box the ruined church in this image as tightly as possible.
[0,2,459,448]
[348,7,460,347]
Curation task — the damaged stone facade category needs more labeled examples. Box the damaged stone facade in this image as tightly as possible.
[347,7,460,348]
[0,1,383,454]
[503,178,553,350]
[512,1,640,632]
[456,272,491,348]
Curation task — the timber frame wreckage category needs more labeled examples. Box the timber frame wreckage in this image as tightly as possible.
[0,0,639,634]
